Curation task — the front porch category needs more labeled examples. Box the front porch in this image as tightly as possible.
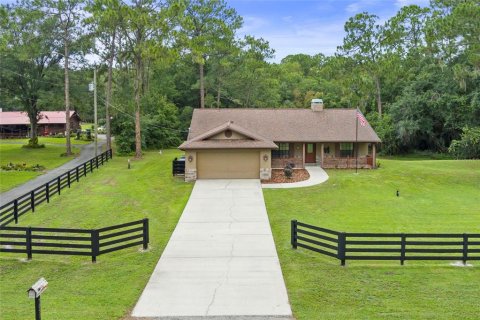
[271,142,377,169]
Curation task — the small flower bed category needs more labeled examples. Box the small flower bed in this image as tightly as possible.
[262,169,310,184]
[1,162,46,172]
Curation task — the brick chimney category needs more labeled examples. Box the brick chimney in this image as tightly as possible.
[311,99,324,112]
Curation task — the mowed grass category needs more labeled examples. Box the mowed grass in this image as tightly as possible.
[263,159,480,320]
[5,137,92,145]
[0,150,193,320]
[0,143,81,192]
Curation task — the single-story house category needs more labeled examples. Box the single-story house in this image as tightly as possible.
[0,110,81,138]
[179,99,381,181]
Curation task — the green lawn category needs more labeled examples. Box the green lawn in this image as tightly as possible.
[4,137,92,145]
[81,122,94,130]
[263,159,480,320]
[0,143,81,192]
[0,150,192,320]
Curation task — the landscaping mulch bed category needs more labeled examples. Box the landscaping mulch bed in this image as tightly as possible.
[262,169,310,184]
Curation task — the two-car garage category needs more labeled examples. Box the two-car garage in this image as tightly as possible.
[196,150,260,179]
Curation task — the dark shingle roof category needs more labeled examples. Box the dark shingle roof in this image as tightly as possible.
[186,108,381,144]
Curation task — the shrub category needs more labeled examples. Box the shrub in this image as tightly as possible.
[448,126,480,159]
[284,164,293,179]
[1,162,45,171]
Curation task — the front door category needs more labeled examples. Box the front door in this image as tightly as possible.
[305,143,316,163]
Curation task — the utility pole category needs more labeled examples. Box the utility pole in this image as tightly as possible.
[94,68,98,156]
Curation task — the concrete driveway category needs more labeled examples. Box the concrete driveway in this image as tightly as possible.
[132,179,292,318]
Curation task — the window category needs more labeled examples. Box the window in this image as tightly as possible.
[324,146,330,154]
[307,144,314,153]
[272,143,290,158]
[340,143,354,157]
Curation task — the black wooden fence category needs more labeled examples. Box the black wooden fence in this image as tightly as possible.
[0,149,113,227]
[291,220,480,266]
[0,218,148,262]
[172,157,185,176]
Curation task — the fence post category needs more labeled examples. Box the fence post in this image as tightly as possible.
[96,156,99,169]
[84,163,87,176]
[30,191,35,212]
[463,234,468,265]
[76,167,79,182]
[105,150,109,162]
[26,227,32,260]
[400,234,406,266]
[13,199,18,224]
[291,220,297,249]
[91,229,99,263]
[90,159,94,172]
[57,177,61,195]
[67,171,71,188]
[142,219,149,250]
[338,232,346,266]
[46,183,50,203]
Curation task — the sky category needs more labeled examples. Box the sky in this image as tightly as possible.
[229,0,430,62]
[0,0,430,62]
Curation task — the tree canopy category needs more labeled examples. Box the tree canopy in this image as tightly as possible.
[1,0,478,157]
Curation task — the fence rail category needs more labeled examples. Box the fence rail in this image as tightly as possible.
[0,149,113,227]
[291,220,480,266]
[0,218,148,262]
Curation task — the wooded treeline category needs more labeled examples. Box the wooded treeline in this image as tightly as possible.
[1,0,479,158]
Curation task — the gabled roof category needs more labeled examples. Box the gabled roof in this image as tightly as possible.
[179,121,278,150]
[186,108,381,144]
[0,111,80,126]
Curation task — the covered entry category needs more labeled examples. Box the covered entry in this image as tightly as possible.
[197,150,260,179]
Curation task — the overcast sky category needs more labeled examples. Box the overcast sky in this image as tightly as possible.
[0,0,430,62]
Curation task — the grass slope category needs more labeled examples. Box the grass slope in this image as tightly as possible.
[0,150,193,319]
[0,143,80,192]
[264,159,480,320]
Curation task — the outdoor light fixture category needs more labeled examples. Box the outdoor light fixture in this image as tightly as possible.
[188,155,194,162]
[263,154,269,161]
[28,278,48,320]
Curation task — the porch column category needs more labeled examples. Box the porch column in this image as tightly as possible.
[302,143,305,167]
[320,143,324,167]
[372,144,377,168]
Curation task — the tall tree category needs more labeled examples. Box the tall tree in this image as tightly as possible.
[338,13,385,116]
[119,0,176,158]
[41,0,88,155]
[178,0,242,108]
[86,0,123,150]
[0,2,62,146]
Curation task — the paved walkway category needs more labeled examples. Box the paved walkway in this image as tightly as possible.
[262,166,329,189]
[132,179,292,319]
[0,137,106,206]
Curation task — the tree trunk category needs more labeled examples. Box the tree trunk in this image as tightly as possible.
[105,31,116,151]
[28,107,39,147]
[216,83,221,108]
[64,35,72,155]
[199,62,205,108]
[134,55,143,159]
[375,75,382,117]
